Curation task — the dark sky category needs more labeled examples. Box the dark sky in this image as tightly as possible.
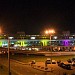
[0,0,75,34]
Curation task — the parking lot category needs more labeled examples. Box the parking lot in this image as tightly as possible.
[0,54,75,75]
[30,61,75,75]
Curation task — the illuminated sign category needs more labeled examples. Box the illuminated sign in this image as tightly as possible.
[62,40,70,46]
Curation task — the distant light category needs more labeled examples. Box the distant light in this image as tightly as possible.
[0,27,2,34]
[4,35,6,36]
[4,51,6,54]
[11,42,14,44]
[8,37,14,39]
[31,37,35,39]
[72,35,75,36]
[53,36,57,39]
[32,48,39,51]
[45,31,49,34]
[69,37,73,39]
[14,45,17,47]
[29,48,31,50]
[45,29,55,35]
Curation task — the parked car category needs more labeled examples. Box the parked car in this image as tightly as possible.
[52,60,56,64]
[72,62,75,66]
[65,64,71,70]
[58,62,71,70]
[46,60,51,64]
[67,59,72,63]
[46,58,51,64]
[57,60,61,64]
[72,58,75,62]
[58,62,64,67]
[31,60,36,64]
[60,63,66,68]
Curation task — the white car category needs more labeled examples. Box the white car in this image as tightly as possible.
[52,60,56,64]
[72,61,75,66]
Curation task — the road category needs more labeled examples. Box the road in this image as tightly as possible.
[0,58,55,75]
[1,48,75,56]
[0,57,75,75]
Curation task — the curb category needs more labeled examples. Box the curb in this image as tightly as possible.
[31,64,54,72]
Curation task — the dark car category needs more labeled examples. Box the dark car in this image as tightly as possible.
[58,62,64,67]
[61,63,66,68]
[61,64,71,70]
[67,59,72,63]
[58,62,71,70]
[72,58,75,62]
[57,60,61,64]
[65,64,71,70]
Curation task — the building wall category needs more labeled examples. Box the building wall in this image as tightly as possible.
[0,39,75,47]
[0,34,75,47]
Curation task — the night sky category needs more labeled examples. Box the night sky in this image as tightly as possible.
[0,0,75,34]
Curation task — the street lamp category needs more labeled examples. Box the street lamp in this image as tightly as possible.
[45,29,55,45]
[8,37,13,75]
[45,29,55,63]
[8,37,11,75]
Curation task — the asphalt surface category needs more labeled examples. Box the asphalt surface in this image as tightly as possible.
[0,56,75,75]
[0,58,55,75]
[0,59,75,75]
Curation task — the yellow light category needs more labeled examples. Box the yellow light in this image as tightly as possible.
[45,29,55,35]
[0,28,2,34]
[45,30,49,34]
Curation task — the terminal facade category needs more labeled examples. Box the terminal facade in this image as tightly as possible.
[0,31,75,51]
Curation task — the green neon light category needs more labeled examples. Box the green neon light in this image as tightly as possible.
[41,40,49,46]
[0,41,2,47]
[16,40,27,47]
[0,40,8,47]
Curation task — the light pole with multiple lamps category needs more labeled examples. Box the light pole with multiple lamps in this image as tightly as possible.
[45,29,55,63]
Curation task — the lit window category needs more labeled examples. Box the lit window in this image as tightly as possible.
[31,37,35,39]
[8,37,14,39]
[69,37,73,39]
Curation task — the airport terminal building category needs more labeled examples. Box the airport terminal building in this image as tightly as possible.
[0,31,75,51]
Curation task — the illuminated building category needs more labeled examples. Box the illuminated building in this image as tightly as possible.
[0,32,75,51]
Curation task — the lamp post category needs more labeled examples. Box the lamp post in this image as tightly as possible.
[45,29,55,63]
[8,37,11,75]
